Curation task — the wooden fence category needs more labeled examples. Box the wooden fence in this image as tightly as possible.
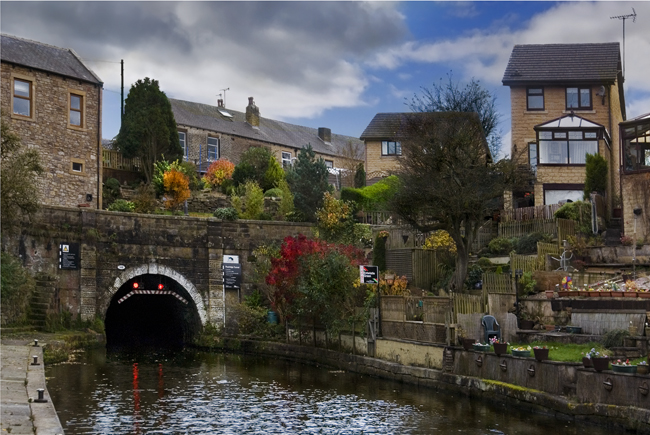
[498,218,556,238]
[509,253,540,276]
[557,218,577,245]
[452,293,485,321]
[482,273,512,294]
[102,150,142,172]
[386,249,444,291]
[500,204,561,223]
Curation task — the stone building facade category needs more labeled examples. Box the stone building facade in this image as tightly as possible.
[502,43,625,209]
[171,97,363,189]
[1,34,103,209]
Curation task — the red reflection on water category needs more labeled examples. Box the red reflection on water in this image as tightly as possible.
[133,363,141,434]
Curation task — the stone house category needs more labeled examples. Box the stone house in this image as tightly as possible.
[502,43,626,209]
[359,112,491,185]
[170,97,364,189]
[0,34,104,209]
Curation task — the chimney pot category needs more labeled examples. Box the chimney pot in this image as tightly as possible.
[218,99,223,107]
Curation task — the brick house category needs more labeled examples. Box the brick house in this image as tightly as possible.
[170,97,363,189]
[502,43,625,209]
[1,34,104,209]
[619,112,650,241]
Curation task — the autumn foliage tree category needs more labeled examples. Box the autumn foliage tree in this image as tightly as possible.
[205,159,235,188]
[163,169,190,210]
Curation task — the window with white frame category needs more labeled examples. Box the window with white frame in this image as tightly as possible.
[281,152,292,168]
[179,132,187,160]
[528,142,537,173]
[207,137,219,161]
[537,130,598,165]
[324,160,334,169]
[381,141,401,156]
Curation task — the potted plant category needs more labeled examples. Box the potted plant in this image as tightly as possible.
[591,351,610,372]
[490,337,509,356]
[473,341,491,352]
[518,307,535,330]
[533,345,549,361]
[612,359,637,374]
[638,361,648,375]
[566,325,582,334]
[511,346,531,357]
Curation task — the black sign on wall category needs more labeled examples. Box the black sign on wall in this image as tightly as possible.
[223,263,242,289]
[59,243,80,270]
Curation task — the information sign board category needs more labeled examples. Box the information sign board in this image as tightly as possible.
[359,265,379,284]
[59,243,80,270]
[223,263,242,289]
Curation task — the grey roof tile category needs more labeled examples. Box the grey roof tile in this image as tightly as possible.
[170,98,363,158]
[502,43,621,85]
[1,34,102,84]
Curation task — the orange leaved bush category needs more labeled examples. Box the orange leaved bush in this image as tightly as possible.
[163,169,190,210]
[205,159,235,188]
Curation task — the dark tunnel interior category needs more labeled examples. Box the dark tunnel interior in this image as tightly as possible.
[105,274,201,350]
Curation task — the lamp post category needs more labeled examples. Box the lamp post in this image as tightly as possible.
[514,269,523,326]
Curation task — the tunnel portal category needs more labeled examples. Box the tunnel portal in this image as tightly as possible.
[105,274,202,350]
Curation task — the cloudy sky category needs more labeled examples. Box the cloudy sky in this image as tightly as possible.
[2,1,649,157]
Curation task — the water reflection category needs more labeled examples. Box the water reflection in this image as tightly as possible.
[46,347,611,435]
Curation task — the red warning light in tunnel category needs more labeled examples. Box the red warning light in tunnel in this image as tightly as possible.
[158,283,164,290]
[133,282,139,289]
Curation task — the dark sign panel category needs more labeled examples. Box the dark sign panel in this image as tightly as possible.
[223,263,242,289]
[359,265,379,284]
[59,243,80,270]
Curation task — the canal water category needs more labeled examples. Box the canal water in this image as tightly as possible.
[46,347,611,435]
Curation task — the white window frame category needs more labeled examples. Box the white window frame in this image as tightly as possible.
[324,159,334,169]
[381,141,402,156]
[207,137,219,162]
[282,152,292,168]
[179,132,187,161]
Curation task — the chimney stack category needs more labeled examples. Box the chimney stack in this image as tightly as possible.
[217,99,224,108]
[246,97,259,128]
[318,127,331,144]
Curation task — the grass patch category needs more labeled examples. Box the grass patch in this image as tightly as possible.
[508,341,609,362]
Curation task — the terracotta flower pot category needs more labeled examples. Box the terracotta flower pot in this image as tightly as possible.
[638,292,650,299]
[592,357,610,372]
[623,292,638,298]
[558,290,570,298]
[533,348,549,361]
[493,342,508,356]
[545,290,555,299]
[544,324,556,331]
[600,291,612,297]
[582,357,593,368]
[589,291,601,297]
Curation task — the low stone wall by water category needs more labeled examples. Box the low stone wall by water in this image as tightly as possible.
[215,337,650,434]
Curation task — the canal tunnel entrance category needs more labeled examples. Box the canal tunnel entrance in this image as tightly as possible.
[105,274,202,349]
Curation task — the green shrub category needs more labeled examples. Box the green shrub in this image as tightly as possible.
[239,181,264,220]
[515,232,554,254]
[465,265,483,289]
[1,252,35,325]
[602,329,630,349]
[214,207,238,221]
[584,153,607,199]
[107,199,135,212]
[488,237,513,255]
[276,179,294,220]
[477,257,494,270]
[354,163,366,188]
[373,233,388,271]
[132,183,158,214]
[102,178,121,208]
[264,188,283,198]
[220,178,236,196]
[554,201,592,235]
[519,271,537,296]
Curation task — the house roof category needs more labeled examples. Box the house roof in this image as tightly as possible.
[360,111,492,161]
[170,98,363,158]
[534,114,605,130]
[1,34,102,85]
[502,43,621,86]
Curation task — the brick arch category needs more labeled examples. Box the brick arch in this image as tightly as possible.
[104,263,207,325]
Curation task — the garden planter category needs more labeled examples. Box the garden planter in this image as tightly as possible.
[493,343,508,356]
[557,291,570,298]
[519,319,535,330]
[512,349,531,357]
[582,357,593,368]
[473,343,491,352]
[588,291,601,297]
[638,292,650,299]
[599,291,612,297]
[612,364,637,374]
[637,365,649,375]
[566,326,582,334]
[461,338,475,351]
[545,290,555,299]
[623,292,638,298]
[611,291,624,297]
[592,357,610,372]
[544,324,556,331]
[533,348,549,361]
[267,311,279,324]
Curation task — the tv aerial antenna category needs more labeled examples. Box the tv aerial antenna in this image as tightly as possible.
[610,8,636,78]
[217,87,230,108]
